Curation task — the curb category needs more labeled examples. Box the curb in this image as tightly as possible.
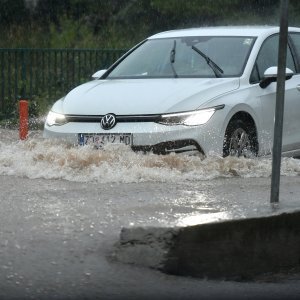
[114,211,300,280]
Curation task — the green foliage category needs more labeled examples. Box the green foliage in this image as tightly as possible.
[0,0,29,25]
[3,0,300,49]
[49,17,91,48]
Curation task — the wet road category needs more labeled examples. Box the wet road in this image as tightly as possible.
[1,129,300,299]
[1,174,300,299]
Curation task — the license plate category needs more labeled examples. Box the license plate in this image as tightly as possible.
[78,133,132,148]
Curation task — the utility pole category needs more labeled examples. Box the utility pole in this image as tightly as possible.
[270,0,289,205]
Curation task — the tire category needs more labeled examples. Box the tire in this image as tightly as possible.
[223,119,258,158]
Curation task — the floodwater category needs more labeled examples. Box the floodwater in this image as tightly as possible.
[1,129,300,184]
[1,129,300,299]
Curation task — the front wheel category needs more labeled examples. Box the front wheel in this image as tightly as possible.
[223,119,258,158]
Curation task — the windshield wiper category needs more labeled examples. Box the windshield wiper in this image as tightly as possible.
[192,45,224,78]
[170,40,178,78]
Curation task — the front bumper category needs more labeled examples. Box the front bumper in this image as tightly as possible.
[43,120,223,156]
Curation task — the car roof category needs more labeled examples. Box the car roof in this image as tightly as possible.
[148,26,300,39]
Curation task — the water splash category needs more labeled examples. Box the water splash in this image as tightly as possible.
[1,130,300,183]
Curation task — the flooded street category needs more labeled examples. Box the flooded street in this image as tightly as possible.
[1,129,300,184]
[1,129,300,299]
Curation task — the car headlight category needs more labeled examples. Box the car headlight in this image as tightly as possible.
[157,105,224,126]
[46,111,67,126]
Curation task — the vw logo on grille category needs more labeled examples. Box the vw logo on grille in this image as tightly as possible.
[100,113,116,130]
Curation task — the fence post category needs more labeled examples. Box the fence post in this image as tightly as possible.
[0,50,4,112]
[19,99,28,140]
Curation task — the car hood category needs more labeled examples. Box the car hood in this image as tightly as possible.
[61,78,240,115]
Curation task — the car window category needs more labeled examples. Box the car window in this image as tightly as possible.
[289,33,300,70]
[250,34,296,83]
[107,36,255,79]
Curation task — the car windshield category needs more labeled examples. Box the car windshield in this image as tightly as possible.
[107,36,255,79]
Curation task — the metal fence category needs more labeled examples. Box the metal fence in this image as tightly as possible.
[0,48,126,119]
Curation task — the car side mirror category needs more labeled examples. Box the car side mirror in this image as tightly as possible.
[259,66,294,89]
[92,69,107,79]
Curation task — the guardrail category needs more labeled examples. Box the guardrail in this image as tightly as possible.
[0,48,126,120]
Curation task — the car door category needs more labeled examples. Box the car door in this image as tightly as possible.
[250,33,300,154]
[287,33,300,152]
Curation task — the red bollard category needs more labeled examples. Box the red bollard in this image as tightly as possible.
[19,100,29,140]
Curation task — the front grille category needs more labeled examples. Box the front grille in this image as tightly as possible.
[65,114,161,123]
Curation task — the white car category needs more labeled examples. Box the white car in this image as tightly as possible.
[44,26,300,157]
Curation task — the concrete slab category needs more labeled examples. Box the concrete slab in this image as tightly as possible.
[114,211,300,281]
